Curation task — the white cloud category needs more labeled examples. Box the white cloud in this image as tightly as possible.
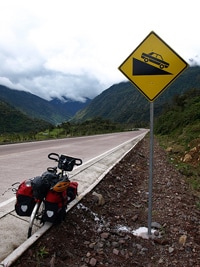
[0,0,199,101]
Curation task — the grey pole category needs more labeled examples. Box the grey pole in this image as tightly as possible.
[148,101,154,235]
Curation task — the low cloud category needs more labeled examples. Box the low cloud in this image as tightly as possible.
[0,0,199,102]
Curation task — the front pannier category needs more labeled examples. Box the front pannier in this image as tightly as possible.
[15,180,35,216]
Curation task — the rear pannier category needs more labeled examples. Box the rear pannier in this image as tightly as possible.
[42,190,67,224]
[15,180,35,216]
[42,182,78,223]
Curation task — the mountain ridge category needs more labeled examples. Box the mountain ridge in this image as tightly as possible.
[72,66,200,124]
[0,85,91,124]
[0,66,200,126]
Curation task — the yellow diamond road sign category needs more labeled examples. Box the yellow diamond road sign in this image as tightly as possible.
[119,31,188,102]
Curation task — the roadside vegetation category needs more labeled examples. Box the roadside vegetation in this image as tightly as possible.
[154,88,200,197]
[0,115,136,144]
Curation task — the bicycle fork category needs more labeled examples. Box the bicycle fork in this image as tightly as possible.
[28,201,41,238]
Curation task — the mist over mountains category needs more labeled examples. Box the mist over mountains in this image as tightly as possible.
[0,85,91,124]
[0,66,200,126]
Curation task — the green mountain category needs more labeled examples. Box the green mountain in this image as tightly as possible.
[0,85,72,124]
[73,66,200,125]
[0,100,52,134]
[1,66,200,128]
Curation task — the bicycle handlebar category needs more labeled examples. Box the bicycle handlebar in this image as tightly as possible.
[48,153,59,162]
[48,153,82,171]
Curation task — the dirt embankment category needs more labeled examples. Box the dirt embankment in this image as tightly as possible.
[12,136,200,267]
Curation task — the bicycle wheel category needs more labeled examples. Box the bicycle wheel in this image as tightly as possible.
[28,201,44,238]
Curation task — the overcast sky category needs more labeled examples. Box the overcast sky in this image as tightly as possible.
[0,0,199,102]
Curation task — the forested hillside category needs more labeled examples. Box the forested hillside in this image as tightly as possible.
[155,88,200,137]
[0,66,200,127]
[0,100,52,135]
[73,66,200,125]
[0,85,72,124]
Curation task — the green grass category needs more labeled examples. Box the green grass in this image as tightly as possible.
[157,134,200,197]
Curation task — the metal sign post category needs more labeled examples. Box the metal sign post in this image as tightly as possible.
[118,31,188,236]
[148,102,154,235]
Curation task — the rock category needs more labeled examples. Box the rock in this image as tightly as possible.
[100,232,109,239]
[96,248,104,254]
[153,238,169,245]
[89,257,97,266]
[183,153,192,162]
[190,147,197,152]
[113,248,119,255]
[112,241,119,248]
[158,258,164,264]
[136,244,142,250]
[179,235,187,246]
[141,247,148,253]
[154,230,159,236]
[166,147,173,152]
[169,247,174,253]
[119,239,126,245]
[89,242,96,249]
[96,241,104,248]
[86,252,91,257]
[116,176,121,181]
[138,152,145,157]
[49,253,56,267]
[92,192,105,206]
[166,181,172,187]
[131,214,138,222]
[151,222,162,229]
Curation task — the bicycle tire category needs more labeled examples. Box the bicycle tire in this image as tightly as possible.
[28,202,42,238]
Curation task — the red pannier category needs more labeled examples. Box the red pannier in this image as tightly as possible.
[42,182,78,224]
[42,190,67,224]
[15,180,36,216]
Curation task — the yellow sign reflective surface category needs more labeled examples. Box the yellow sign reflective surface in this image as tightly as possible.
[119,31,188,102]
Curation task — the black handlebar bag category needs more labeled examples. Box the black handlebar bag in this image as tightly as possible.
[58,155,76,171]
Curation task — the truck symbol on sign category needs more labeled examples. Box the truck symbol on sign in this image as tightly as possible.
[141,52,169,69]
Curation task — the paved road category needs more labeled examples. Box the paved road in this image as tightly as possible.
[0,131,147,203]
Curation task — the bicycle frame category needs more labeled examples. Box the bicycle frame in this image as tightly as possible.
[22,152,82,238]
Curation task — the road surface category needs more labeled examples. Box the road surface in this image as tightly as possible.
[0,131,147,203]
